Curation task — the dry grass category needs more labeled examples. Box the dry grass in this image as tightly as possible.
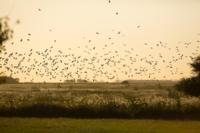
[0,83,199,119]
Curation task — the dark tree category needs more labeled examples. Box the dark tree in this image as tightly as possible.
[191,56,200,76]
[176,56,200,97]
[0,17,13,76]
[0,17,13,51]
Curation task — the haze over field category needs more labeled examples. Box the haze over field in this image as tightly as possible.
[0,0,200,82]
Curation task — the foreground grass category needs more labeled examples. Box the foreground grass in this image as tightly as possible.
[0,118,200,133]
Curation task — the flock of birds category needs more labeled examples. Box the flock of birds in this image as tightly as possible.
[0,1,199,82]
[1,34,199,82]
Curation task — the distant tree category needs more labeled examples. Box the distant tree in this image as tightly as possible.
[0,17,13,52]
[0,76,19,84]
[121,80,129,84]
[176,55,200,97]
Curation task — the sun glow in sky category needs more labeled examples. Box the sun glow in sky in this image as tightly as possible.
[0,0,200,82]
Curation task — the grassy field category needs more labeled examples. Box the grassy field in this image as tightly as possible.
[0,118,200,133]
[0,82,174,99]
[0,82,200,119]
[0,82,199,132]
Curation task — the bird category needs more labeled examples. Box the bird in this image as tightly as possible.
[16,19,20,24]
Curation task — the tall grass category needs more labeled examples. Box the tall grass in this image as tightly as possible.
[0,90,200,119]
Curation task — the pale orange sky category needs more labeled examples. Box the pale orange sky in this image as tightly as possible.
[0,0,200,82]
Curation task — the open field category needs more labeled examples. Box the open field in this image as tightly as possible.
[0,82,200,119]
[0,118,200,133]
[0,81,176,97]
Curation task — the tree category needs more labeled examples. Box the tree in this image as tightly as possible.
[0,17,13,76]
[176,56,200,97]
[191,56,200,76]
[0,17,13,52]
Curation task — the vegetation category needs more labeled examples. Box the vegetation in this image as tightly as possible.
[0,17,13,77]
[191,56,200,76]
[0,118,200,133]
[0,17,13,50]
[0,83,199,119]
[0,76,19,84]
[0,95,199,119]
[176,56,200,96]
[121,80,129,84]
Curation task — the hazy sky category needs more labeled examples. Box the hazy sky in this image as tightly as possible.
[0,0,200,82]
